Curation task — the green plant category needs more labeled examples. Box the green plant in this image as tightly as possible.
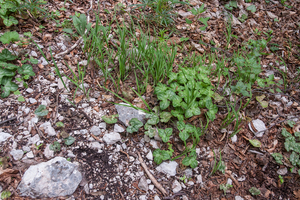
[64,136,75,145]
[280,128,300,175]
[220,183,233,195]
[102,114,119,124]
[246,5,256,13]
[249,187,261,196]
[154,65,217,121]
[131,0,187,26]
[224,15,238,49]
[50,141,61,152]
[224,1,237,11]
[153,143,173,164]
[279,175,284,184]
[0,31,20,44]
[210,149,226,176]
[1,190,11,199]
[126,118,143,133]
[34,105,48,116]
[179,174,188,183]
[35,143,43,150]
[55,122,64,127]
[272,153,283,165]
[199,17,210,31]
[238,14,248,23]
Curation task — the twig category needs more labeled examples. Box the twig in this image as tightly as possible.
[163,191,186,199]
[34,123,45,139]
[54,0,93,58]
[53,93,60,124]
[0,117,17,126]
[137,152,168,196]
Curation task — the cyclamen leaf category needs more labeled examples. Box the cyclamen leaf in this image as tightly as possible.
[179,130,189,142]
[0,31,19,44]
[182,155,198,168]
[102,114,118,124]
[249,187,261,196]
[153,149,171,165]
[281,128,292,138]
[64,136,75,145]
[247,5,256,13]
[249,139,261,147]
[0,61,18,70]
[160,99,170,110]
[3,16,18,27]
[289,151,300,166]
[158,128,173,143]
[160,112,172,123]
[126,118,143,133]
[172,95,182,107]
[146,113,159,125]
[171,109,184,121]
[272,153,283,165]
[18,64,35,77]
[34,105,49,116]
[0,49,17,61]
[1,81,18,98]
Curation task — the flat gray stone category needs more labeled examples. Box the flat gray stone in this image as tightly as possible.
[0,132,12,142]
[138,176,148,191]
[40,122,56,136]
[17,157,82,198]
[90,126,101,136]
[172,180,182,193]
[103,132,121,145]
[115,103,146,126]
[114,124,124,133]
[156,161,178,176]
[10,149,24,160]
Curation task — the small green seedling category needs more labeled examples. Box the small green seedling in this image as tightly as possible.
[220,183,233,195]
[64,136,75,145]
[56,122,64,127]
[249,139,262,147]
[1,190,11,199]
[153,143,173,165]
[50,141,61,152]
[35,105,49,117]
[127,118,143,133]
[35,143,43,150]
[102,114,119,124]
[272,153,283,165]
[279,175,284,184]
[249,187,261,196]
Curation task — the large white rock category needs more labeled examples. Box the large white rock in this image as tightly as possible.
[156,161,178,176]
[17,157,82,198]
[103,132,121,145]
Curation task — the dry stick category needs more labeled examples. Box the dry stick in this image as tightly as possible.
[137,152,168,197]
[54,0,93,58]
[0,117,17,126]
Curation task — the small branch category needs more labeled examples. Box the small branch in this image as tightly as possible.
[137,152,168,196]
[0,117,17,126]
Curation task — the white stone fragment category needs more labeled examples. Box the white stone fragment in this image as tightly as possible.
[248,119,266,137]
[156,161,178,176]
[103,132,121,145]
[172,180,182,193]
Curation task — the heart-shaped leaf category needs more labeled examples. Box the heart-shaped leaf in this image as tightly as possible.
[34,105,49,117]
[249,139,261,147]
[64,136,75,145]
[102,114,118,124]
[0,49,17,61]
[126,118,143,133]
[160,112,172,123]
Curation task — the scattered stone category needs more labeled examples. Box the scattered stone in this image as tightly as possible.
[184,168,193,178]
[267,11,277,19]
[44,144,54,159]
[39,57,48,65]
[277,167,288,175]
[139,195,147,200]
[57,77,67,89]
[26,151,34,159]
[177,10,192,18]
[235,196,244,200]
[227,178,233,185]
[29,98,37,104]
[31,51,38,57]
[187,181,194,186]
[154,195,161,200]
[67,150,76,158]
[150,140,160,149]
[79,60,88,66]
[80,129,88,135]
[156,161,178,176]
[17,157,82,198]
[0,132,12,142]
[103,132,121,145]
[90,126,101,136]
[172,180,182,193]
[90,142,103,150]
[99,122,106,130]
[146,151,153,160]
[138,176,148,191]
[40,122,56,136]
[231,135,237,143]
[26,88,34,93]
[248,119,266,137]
[114,124,125,133]
[10,149,24,160]
[115,103,146,126]
[182,196,189,200]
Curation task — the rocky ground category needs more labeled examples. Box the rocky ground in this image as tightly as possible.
[0,0,300,199]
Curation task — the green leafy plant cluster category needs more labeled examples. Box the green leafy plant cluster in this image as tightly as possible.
[0,48,35,98]
[155,66,217,121]
[0,0,47,27]
[132,0,187,26]
[220,183,232,195]
[272,127,300,176]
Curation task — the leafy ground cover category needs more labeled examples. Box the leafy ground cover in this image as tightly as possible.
[0,0,300,199]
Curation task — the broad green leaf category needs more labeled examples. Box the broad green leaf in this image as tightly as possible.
[0,68,15,83]
[126,118,143,133]
[281,128,292,137]
[256,95,268,108]
[146,113,159,125]
[28,58,38,64]
[247,5,256,13]
[0,61,18,70]
[0,49,17,61]
[179,130,189,142]
[185,18,192,24]
[295,132,300,137]
[34,105,49,116]
[284,136,296,152]
[17,96,25,102]
[1,190,11,199]
[154,83,168,95]
[172,95,182,107]
[102,114,118,124]
[63,28,74,34]
[272,153,283,165]
[160,99,170,110]
[212,92,224,102]
[182,155,198,168]
[18,64,35,77]
[171,109,184,121]
[153,149,171,165]
[56,122,64,127]
[3,16,18,27]
[287,120,296,128]
[0,31,19,44]
[177,121,185,131]
[1,80,18,98]
[249,187,261,196]
[160,112,172,123]
[145,126,156,138]
[289,151,300,166]
[249,139,261,147]
[217,161,226,174]
[158,128,173,143]
[73,14,87,36]
[50,141,61,152]
[64,136,75,145]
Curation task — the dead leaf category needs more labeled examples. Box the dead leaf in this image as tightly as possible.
[294,190,300,199]
[146,85,153,93]
[75,95,84,103]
